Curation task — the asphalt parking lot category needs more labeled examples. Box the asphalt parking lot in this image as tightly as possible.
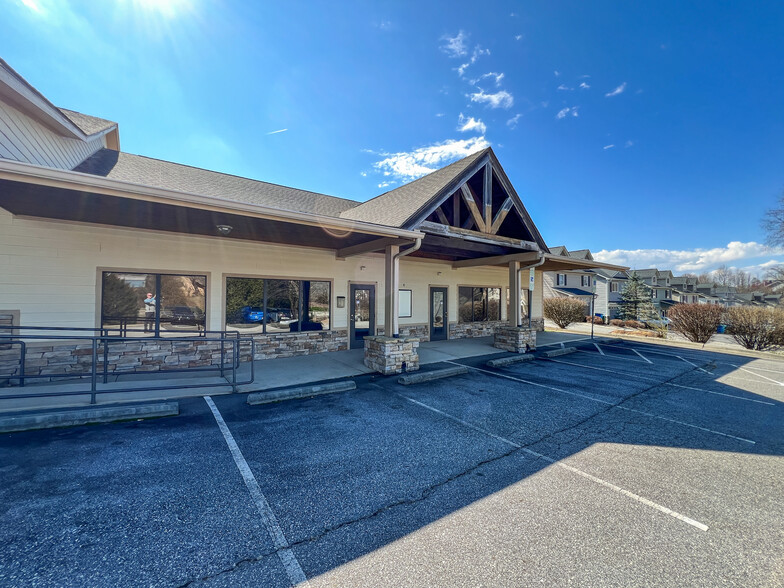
[1,339,783,587]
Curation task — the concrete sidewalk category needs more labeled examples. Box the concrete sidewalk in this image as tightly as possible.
[1,331,591,412]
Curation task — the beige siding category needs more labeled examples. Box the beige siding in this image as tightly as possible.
[0,102,104,169]
[0,208,544,333]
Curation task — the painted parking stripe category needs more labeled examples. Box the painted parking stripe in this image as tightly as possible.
[667,383,775,406]
[205,397,309,587]
[399,394,709,532]
[676,355,712,374]
[730,364,784,387]
[576,348,650,365]
[632,348,653,364]
[594,343,606,356]
[449,361,756,444]
[547,358,774,406]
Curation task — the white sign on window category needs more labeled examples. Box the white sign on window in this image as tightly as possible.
[528,268,535,291]
[399,289,412,318]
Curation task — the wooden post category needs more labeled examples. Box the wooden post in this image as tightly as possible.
[509,260,521,327]
[483,163,492,230]
[385,244,400,337]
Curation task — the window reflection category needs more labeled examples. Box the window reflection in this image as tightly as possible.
[101,272,206,337]
[225,277,330,334]
[458,286,501,323]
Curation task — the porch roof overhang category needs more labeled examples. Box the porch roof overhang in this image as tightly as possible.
[451,251,628,272]
[0,159,422,251]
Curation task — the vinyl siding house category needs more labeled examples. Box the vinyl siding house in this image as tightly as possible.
[0,58,625,382]
[593,269,629,319]
[543,246,596,314]
[631,269,672,316]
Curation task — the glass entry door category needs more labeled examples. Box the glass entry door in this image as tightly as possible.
[430,287,448,341]
[350,284,375,349]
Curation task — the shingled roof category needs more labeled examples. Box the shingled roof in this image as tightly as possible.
[59,108,116,136]
[339,148,490,228]
[73,149,360,217]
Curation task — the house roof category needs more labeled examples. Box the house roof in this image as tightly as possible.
[569,249,593,260]
[631,269,659,278]
[73,149,360,218]
[339,148,490,228]
[549,245,568,256]
[592,268,626,279]
[554,287,594,297]
[59,108,116,136]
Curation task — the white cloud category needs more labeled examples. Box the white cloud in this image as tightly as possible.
[515,34,523,41]
[557,84,573,91]
[471,72,505,86]
[740,259,784,276]
[457,45,491,77]
[440,30,468,57]
[20,0,43,13]
[579,82,590,89]
[625,140,634,148]
[603,144,615,150]
[594,242,784,272]
[378,181,395,189]
[456,63,470,77]
[360,171,368,177]
[605,82,627,97]
[554,70,561,77]
[507,113,522,129]
[435,112,445,117]
[555,106,579,119]
[372,136,490,182]
[265,128,288,135]
[457,113,487,134]
[469,89,513,109]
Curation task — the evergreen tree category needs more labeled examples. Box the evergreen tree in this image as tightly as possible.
[618,273,659,321]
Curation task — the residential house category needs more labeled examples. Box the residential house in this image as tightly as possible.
[543,247,597,314]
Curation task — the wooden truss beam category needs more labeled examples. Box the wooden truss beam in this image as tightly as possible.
[452,250,541,269]
[460,184,485,232]
[483,163,492,229]
[490,197,513,234]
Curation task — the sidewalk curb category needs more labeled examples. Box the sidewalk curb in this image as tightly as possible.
[247,380,356,405]
[0,402,179,434]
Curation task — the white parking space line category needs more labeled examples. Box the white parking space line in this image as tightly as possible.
[205,397,309,587]
[399,394,709,532]
[676,355,712,374]
[594,343,605,356]
[633,349,653,364]
[666,383,776,406]
[730,364,784,387]
[547,358,773,406]
[576,348,650,365]
[454,361,756,444]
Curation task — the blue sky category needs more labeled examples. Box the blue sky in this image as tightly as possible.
[4,0,784,275]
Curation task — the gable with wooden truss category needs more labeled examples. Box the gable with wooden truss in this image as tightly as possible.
[410,151,548,257]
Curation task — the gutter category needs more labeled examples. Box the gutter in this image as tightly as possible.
[391,237,423,337]
[0,158,424,241]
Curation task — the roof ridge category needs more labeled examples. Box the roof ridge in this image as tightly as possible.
[346,146,491,210]
[90,149,361,206]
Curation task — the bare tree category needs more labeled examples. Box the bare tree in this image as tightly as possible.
[713,265,731,287]
[762,191,784,247]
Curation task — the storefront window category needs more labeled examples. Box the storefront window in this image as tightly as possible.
[101,272,206,336]
[458,286,501,323]
[226,277,330,334]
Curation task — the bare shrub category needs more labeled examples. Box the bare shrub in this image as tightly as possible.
[725,307,784,351]
[584,315,603,324]
[623,320,644,329]
[609,319,624,327]
[544,297,587,329]
[668,303,724,344]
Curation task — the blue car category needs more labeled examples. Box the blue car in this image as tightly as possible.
[242,306,264,323]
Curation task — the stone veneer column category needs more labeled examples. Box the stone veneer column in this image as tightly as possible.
[493,326,537,353]
[363,336,420,375]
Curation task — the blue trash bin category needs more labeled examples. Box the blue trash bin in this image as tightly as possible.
[716,325,726,334]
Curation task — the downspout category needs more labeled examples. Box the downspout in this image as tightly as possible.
[392,237,423,337]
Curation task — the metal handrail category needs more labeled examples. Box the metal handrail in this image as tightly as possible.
[0,332,255,404]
